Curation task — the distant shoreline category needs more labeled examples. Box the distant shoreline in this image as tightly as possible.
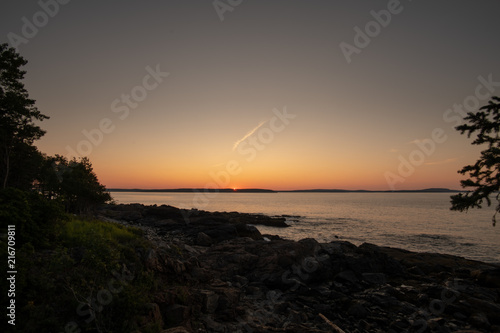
[107,187,460,193]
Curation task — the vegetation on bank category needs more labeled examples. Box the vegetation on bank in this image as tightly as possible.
[0,43,163,332]
[0,189,161,332]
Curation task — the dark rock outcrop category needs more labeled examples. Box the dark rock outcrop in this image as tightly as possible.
[99,204,500,333]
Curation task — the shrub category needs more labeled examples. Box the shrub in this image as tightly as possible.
[15,216,156,332]
[0,188,65,248]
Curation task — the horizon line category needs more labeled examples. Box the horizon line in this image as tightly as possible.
[107,187,461,193]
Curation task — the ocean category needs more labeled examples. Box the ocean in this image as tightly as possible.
[110,191,500,263]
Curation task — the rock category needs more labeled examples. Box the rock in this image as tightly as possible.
[362,272,387,285]
[472,268,500,288]
[348,300,369,318]
[233,275,249,287]
[407,265,425,275]
[203,224,238,243]
[210,286,241,314]
[466,297,500,324]
[144,303,163,327]
[145,249,163,271]
[183,244,199,254]
[199,290,219,314]
[235,223,261,239]
[146,205,184,220]
[390,318,410,331]
[189,266,210,281]
[196,232,213,246]
[470,312,491,330]
[427,317,446,330]
[97,203,500,333]
[160,327,191,333]
[201,314,226,332]
[123,210,143,221]
[164,304,190,327]
[172,259,186,274]
[335,270,359,284]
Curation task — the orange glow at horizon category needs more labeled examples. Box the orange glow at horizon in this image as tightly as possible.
[94,154,465,191]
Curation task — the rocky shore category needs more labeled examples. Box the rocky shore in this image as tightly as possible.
[99,204,500,333]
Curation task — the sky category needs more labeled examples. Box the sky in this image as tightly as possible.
[1,0,500,191]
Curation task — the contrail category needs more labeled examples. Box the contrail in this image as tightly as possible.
[232,120,267,151]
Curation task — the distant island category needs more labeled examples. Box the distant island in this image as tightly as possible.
[108,188,277,193]
[108,188,460,193]
[282,188,459,193]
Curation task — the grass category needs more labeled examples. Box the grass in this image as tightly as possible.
[9,216,160,333]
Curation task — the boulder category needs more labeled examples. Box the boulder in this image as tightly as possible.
[235,223,262,239]
[196,232,213,247]
[163,304,190,327]
[199,290,219,314]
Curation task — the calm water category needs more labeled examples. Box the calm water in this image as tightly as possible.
[111,192,500,263]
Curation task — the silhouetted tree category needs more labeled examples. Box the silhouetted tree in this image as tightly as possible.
[43,156,112,214]
[0,44,110,216]
[450,96,500,226]
[36,154,67,199]
[0,43,48,189]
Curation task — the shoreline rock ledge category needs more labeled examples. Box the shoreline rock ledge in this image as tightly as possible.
[99,204,500,333]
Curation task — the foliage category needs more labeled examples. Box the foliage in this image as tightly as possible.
[0,187,65,248]
[450,96,500,226]
[0,43,48,189]
[36,154,112,214]
[60,157,112,214]
[10,216,156,333]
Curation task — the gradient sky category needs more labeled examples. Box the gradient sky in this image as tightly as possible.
[1,1,500,190]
